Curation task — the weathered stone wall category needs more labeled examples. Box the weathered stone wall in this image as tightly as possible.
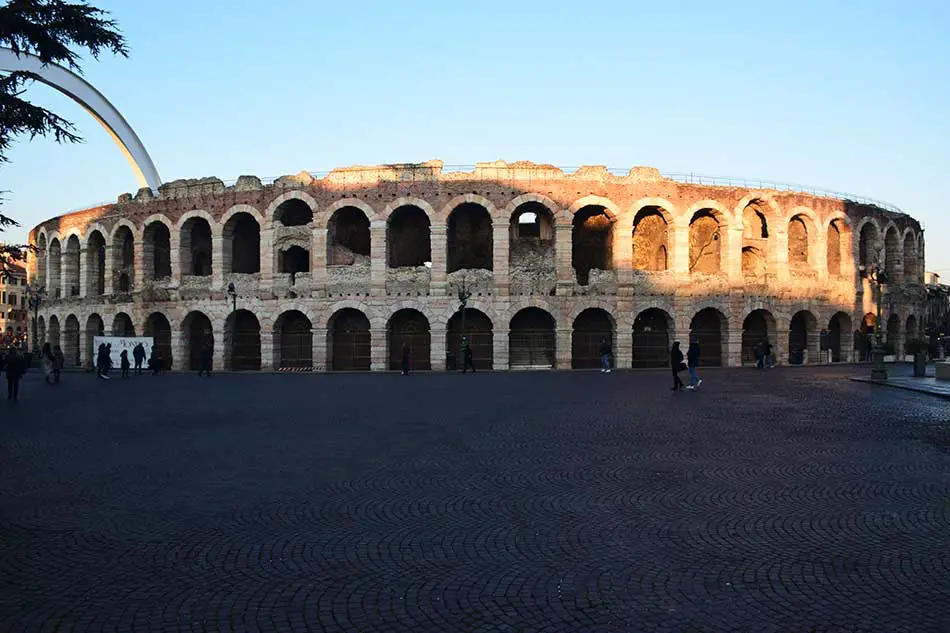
[27,160,926,371]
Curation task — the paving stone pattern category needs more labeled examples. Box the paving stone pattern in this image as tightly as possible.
[1,367,950,632]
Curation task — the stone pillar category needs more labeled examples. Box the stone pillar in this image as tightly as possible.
[213,328,226,370]
[492,227,510,297]
[615,326,633,369]
[370,222,386,296]
[673,218,690,275]
[170,326,183,371]
[555,327,572,370]
[370,327,387,371]
[312,327,327,371]
[259,226,274,287]
[493,327,509,370]
[430,225,447,296]
[103,243,114,294]
[774,229,790,284]
[555,224,574,296]
[260,329,274,370]
[169,233,181,288]
[430,327,446,371]
[312,229,327,297]
[613,226,633,297]
[775,327,789,365]
[133,238,144,293]
[816,229,828,282]
[726,327,743,367]
[212,235,225,291]
[79,247,88,298]
[727,227,743,284]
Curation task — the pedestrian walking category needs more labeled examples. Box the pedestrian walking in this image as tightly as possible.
[41,342,55,385]
[670,341,686,391]
[599,337,612,373]
[120,349,131,379]
[461,337,476,373]
[401,341,411,375]
[5,346,24,401]
[764,340,774,368]
[133,343,145,375]
[686,337,702,389]
[52,345,64,384]
[198,343,213,377]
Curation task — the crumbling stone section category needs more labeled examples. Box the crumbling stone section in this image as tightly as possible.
[509,239,556,295]
[574,269,617,296]
[158,177,226,200]
[690,212,721,274]
[326,263,370,295]
[447,269,493,298]
[386,267,430,296]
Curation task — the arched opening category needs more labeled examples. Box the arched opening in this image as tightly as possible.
[742,246,766,278]
[509,202,556,295]
[113,226,134,293]
[278,245,310,275]
[224,213,261,274]
[828,312,852,363]
[509,307,556,369]
[275,310,313,369]
[36,315,46,348]
[827,221,842,277]
[387,205,431,268]
[788,216,809,267]
[742,202,769,277]
[858,313,877,362]
[47,315,60,348]
[225,309,261,371]
[86,231,106,295]
[327,308,371,371]
[571,308,614,369]
[741,309,776,366]
[64,235,80,297]
[327,206,371,265]
[884,227,900,282]
[903,233,918,283]
[143,222,172,281]
[84,313,104,368]
[789,310,818,365]
[447,203,493,272]
[180,217,213,276]
[689,308,725,367]
[572,205,614,285]
[446,308,493,370]
[48,238,62,298]
[274,198,313,227]
[688,210,721,274]
[35,234,47,288]
[183,311,213,370]
[631,207,669,271]
[387,309,431,371]
[632,308,672,368]
[905,315,919,353]
[886,314,900,351]
[64,314,80,367]
[112,312,135,337]
[144,312,172,368]
[859,223,879,268]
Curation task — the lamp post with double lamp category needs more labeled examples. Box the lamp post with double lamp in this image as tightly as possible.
[859,261,889,381]
[25,284,46,355]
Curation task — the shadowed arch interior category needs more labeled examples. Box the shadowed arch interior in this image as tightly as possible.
[63,314,80,367]
[689,308,725,367]
[328,206,371,266]
[85,314,104,368]
[632,207,668,271]
[387,206,431,268]
[113,227,135,293]
[180,217,213,276]
[64,236,80,297]
[689,210,720,274]
[388,309,431,371]
[86,231,106,295]
[509,307,556,369]
[572,205,613,285]
[859,223,879,267]
[571,308,614,369]
[183,311,213,370]
[112,312,135,337]
[47,238,61,298]
[447,203,493,272]
[225,309,261,371]
[144,312,172,367]
[741,309,777,365]
[143,222,172,280]
[903,233,918,283]
[827,221,842,276]
[789,310,818,364]
[509,202,556,295]
[633,308,672,368]
[275,310,313,369]
[327,308,371,371]
[47,315,60,348]
[828,312,852,362]
[788,216,809,267]
[447,308,493,370]
[274,199,313,227]
[224,213,261,274]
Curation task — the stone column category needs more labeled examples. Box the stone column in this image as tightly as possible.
[430,225,448,296]
[103,243,114,294]
[555,224,574,296]
[726,326,743,367]
[727,227,743,284]
[213,328,226,371]
[775,327,789,365]
[79,247,88,298]
[493,327,509,370]
[370,327,387,371]
[370,222,386,296]
[260,329,274,370]
[259,226,274,287]
[492,227,510,297]
[133,238,144,292]
[430,327,446,371]
[774,229,790,284]
[212,235,225,291]
[169,233,181,288]
[816,229,829,282]
[170,326,183,371]
[672,218,690,275]
[555,327,572,370]
[312,327,327,371]
[312,228,327,297]
[613,227,634,297]
[615,326,633,369]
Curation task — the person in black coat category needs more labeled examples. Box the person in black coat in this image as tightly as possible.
[198,343,213,377]
[401,341,411,375]
[686,338,702,389]
[5,346,24,401]
[670,341,686,391]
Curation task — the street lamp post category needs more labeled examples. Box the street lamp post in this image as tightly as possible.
[860,262,889,381]
[226,281,237,369]
[25,284,46,354]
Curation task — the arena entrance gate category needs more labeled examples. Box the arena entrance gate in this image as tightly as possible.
[185,312,213,370]
[632,308,671,368]
[329,309,371,371]
[572,308,613,369]
[828,312,851,363]
[446,309,493,370]
[689,308,724,367]
[509,307,556,369]
[145,313,173,368]
[741,310,775,366]
[388,309,431,371]
[276,311,313,369]
[226,309,261,371]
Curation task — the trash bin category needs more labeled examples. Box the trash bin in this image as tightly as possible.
[446,350,457,371]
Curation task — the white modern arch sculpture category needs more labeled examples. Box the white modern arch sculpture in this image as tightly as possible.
[0,47,162,191]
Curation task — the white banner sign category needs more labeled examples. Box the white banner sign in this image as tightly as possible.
[93,336,154,368]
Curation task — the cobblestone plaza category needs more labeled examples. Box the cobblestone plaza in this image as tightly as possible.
[2,367,949,631]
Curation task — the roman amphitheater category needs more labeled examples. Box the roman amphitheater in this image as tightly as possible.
[26,160,927,372]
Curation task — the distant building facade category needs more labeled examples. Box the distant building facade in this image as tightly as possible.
[1,263,29,347]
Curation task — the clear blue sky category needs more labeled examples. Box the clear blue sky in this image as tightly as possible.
[3,0,948,274]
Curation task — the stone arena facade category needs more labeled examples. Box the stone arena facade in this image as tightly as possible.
[25,160,927,372]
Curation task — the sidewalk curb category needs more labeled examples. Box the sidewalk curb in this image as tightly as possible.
[849,377,950,401]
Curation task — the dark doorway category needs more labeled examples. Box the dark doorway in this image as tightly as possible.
[226,309,261,371]
[632,308,671,368]
[509,307,556,369]
[184,312,214,370]
[388,309,431,371]
[689,308,724,367]
[741,310,775,365]
[446,309,493,370]
[571,308,613,369]
[145,313,173,367]
[328,309,371,371]
[276,311,313,369]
